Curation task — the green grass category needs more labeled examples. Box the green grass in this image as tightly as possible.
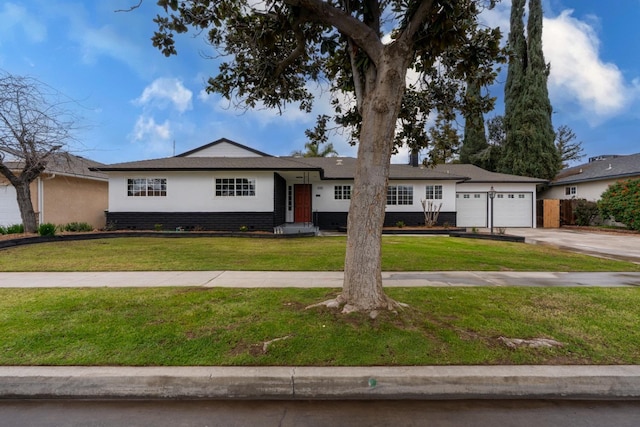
[1,287,639,366]
[1,236,638,272]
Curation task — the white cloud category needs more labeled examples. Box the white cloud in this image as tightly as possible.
[543,10,631,120]
[0,2,47,43]
[130,115,171,145]
[135,78,193,113]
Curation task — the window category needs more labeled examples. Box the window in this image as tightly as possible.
[334,185,352,200]
[565,186,577,196]
[127,178,166,197]
[519,194,526,199]
[215,178,256,197]
[508,194,515,199]
[387,185,413,205]
[425,185,443,200]
[497,194,504,199]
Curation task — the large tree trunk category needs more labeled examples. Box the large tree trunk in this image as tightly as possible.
[14,179,38,233]
[341,52,409,312]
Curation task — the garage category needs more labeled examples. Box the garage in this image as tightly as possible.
[0,184,22,227]
[455,192,487,227]
[456,191,534,228]
[493,192,533,227]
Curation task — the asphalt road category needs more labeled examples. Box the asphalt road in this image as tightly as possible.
[1,399,640,427]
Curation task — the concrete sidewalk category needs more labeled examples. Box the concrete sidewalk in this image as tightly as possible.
[2,366,640,400]
[1,270,639,288]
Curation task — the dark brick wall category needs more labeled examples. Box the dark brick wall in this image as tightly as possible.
[316,211,457,230]
[316,212,349,230]
[106,212,275,232]
[273,173,286,227]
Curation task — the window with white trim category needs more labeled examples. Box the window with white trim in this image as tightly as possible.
[334,185,352,200]
[387,185,413,205]
[425,185,443,200]
[127,178,167,197]
[565,186,577,196]
[215,178,256,197]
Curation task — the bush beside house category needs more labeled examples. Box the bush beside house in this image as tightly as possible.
[598,178,640,231]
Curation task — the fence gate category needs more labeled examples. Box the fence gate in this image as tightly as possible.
[543,199,560,228]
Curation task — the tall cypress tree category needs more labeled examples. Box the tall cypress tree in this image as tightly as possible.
[460,77,489,167]
[500,0,560,180]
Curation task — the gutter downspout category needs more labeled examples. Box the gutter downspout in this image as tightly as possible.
[37,177,44,226]
[37,174,56,225]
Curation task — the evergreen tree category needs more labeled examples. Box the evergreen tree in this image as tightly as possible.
[555,124,584,168]
[501,0,560,180]
[428,113,460,164]
[460,77,488,166]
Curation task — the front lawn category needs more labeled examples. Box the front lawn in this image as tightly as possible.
[0,236,638,272]
[1,287,638,366]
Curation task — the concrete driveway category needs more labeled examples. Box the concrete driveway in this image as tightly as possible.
[505,228,640,263]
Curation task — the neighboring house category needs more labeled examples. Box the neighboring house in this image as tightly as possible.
[540,153,640,201]
[92,138,545,232]
[0,153,108,228]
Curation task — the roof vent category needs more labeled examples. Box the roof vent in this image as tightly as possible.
[336,159,343,166]
[579,168,583,173]
[606,164,612,170]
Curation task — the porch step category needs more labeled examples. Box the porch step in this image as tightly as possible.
[274,223,319,235]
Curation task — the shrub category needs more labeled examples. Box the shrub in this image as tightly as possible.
[395,221,405,228]
[38,223,57,236]
[64,222,93,232]
[574,199,599,226]
[154,223,164,231]
[0,225,6,235]
[598,178,640,231]
[6,224,24,234]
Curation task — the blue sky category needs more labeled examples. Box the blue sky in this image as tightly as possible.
[1,1,638,166]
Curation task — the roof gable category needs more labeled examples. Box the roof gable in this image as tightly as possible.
[177,138,272,158]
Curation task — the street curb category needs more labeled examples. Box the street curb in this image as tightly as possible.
[1,366,640,400]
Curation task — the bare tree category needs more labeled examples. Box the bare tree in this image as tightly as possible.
[0,72,76,232]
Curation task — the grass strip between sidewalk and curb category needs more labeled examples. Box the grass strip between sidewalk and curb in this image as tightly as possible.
[1,287,639,366]
[0,236,638,272]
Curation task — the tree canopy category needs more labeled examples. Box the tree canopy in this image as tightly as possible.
[151,0,505,311]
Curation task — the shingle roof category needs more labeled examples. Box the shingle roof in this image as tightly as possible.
[550,153,640,185]
[7,152,107,181]
[92,155,322,172]
[431,164,547,183]
[94,152,544,184]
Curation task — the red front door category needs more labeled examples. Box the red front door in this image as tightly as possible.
[294,184,312,222]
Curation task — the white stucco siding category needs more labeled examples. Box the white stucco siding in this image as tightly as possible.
[385,181,457,212]
[542,179,623,201]
[311,181,354,212]
[107,171,274,212]
[309,180,457,213]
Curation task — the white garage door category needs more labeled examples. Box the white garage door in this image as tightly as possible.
[456,192,487,227]
[0,184,22,227]
[493,192,533,227]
